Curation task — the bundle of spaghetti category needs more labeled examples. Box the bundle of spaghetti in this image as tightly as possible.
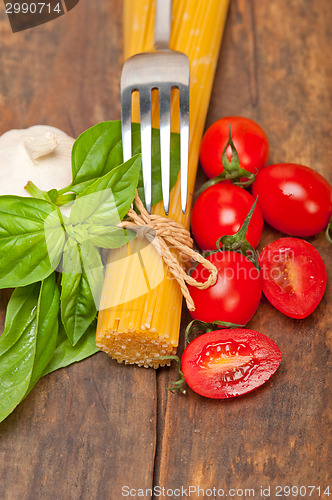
[96,0,230,367]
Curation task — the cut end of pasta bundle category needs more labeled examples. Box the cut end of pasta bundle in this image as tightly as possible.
[96,323,176,369]
[96,238,182,368]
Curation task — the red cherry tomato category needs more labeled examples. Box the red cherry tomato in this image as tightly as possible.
[200,116,269,179]
[191,182,263,250]
[259,238,327,319]
[252,163,332,237]
[188,251,261,325]
[181,329,282,399]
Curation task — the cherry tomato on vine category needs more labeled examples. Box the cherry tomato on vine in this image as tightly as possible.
[259,238,327,319]
[181,329,282,399]
[188,251,261,325]
[252,163,332,237]
[200,116,269,179]
[191,182,263,250]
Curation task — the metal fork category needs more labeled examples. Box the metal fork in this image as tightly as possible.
[121,0,190,215]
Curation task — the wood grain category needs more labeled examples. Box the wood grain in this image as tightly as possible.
[0,1,331,499]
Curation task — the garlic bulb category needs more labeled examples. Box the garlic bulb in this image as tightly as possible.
[0,125,75,197]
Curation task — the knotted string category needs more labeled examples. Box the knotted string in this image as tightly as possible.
[118,192,218,311]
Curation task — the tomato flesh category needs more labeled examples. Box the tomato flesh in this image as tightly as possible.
[191,182,263,250]
[182,329,282,399]
[197,339,256,381]
[252,163,332,237]
[200,116,269,179]
[260,238,327,319]
[188,251,261,325]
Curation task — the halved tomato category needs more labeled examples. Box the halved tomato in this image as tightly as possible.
[259,238,327,319]
[181,329,282,399]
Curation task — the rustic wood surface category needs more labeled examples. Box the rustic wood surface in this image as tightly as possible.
[0,1,331,499]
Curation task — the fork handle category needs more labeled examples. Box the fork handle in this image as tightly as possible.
[154,0,172,49]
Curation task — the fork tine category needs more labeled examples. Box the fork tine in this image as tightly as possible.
[179,84,190,214]
[139,87,152,213]
[121,86,133,162]
[159,85,171,215]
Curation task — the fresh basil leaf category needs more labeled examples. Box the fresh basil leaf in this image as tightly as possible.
[63,155,140,249]
[61,238,99,346]
[71,121,123,192]
[0,274,59,423]
[85,225,136,249]
[131,123,180,208]
[0,285,39,356]
[0,196,66,289]
[80,240,105,310]
[43,320,99,376]
[69,155,141,226]
[67,120,180,209]
[26,274,60,393]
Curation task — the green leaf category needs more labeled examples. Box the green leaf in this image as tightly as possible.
[64,155,141,250]
[63,120,180,209]
[0,274,59,423]
[61,238,99,346]
[71,121,123,192]
[26,274,60,393]
[0,285,40,356]
[43,320,99,376]
[83,224,136,250]
[70,155,141,225]
[80,240,105,310]
[0,196,66,289]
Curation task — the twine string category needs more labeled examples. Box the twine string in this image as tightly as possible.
[118,192,218,311]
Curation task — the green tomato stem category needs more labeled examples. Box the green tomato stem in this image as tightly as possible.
[196,125,257,199]
[185,319,244,348]
[216,197,261,270]
[154,355,186,394]
[326,216,332,245]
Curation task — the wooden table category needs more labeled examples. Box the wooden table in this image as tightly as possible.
[0,1,331,499]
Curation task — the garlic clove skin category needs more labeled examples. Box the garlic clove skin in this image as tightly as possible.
[0,125,75,197]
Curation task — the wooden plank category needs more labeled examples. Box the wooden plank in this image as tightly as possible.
[155,0,332,494]
[1,0,331,497]
[0,2,157,498]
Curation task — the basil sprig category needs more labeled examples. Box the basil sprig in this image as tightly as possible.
[60,239,100,346]
[0,119,181,423]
